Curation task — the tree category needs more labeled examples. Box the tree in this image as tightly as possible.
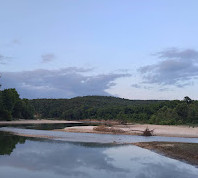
[0,74,1,89]
[2,88,20,112]
[184,96,192,104]
[176,103,188,118]
[0,88,34,120]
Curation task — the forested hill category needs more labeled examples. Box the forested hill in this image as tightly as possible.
[30,95,166,112]
[30,96,166,122]
[30,96,198,125]
[1,88,198,125]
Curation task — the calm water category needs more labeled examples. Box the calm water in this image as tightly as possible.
[1,127,198,144]
[0,123,88,130]
[0,132,198,178]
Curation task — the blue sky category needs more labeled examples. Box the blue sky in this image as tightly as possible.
[1,0,198,99]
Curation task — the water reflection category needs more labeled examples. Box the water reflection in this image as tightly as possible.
[1,127,198,144]
[0,123,86,130]
[0,132,26,155]
[0,139,127,177]
[0,134,198,178]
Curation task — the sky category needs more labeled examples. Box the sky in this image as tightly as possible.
[1,0,198,100]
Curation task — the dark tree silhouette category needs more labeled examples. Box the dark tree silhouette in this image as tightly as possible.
[184,96,192,104]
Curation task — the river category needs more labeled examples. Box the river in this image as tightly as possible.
[0,124,198,178]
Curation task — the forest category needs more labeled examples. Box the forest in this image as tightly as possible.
[1,87,198,125]
[30,95,198,125]
[0,88,34,121]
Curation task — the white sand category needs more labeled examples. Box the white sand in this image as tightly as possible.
[123,124,198,137]
[58,126,98,133]
[0,119,82,125]
[1,120,198,138]
[56,124,198,138]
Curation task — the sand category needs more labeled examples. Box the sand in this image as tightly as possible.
[0,119,82,125]
[1,120,197,166]
[56,126,98,133]
[55,124,198,138]
[1,120,198,138]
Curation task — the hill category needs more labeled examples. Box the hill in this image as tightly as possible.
[30,96,167,122]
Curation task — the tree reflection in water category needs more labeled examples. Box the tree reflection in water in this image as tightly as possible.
[0,132,26,155]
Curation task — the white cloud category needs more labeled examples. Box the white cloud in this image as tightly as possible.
[41,53,55,63]
[1,67,130,99]
[138,48,198,88]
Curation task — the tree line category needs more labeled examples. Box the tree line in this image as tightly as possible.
[0,88,34,120]
[1,87,198,125]
[30,96,198,125]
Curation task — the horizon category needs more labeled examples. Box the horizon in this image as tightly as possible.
[1,0,198,100]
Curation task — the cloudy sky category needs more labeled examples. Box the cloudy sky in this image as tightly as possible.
[1,0,198,100]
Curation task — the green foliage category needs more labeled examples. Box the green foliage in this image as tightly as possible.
[1,86,196,126]
[0,89,34,120]
[30,96,165,122]
[183,96,193,104]
[1,89,19,111]
[30,96,198,125]
[0,110,12,121]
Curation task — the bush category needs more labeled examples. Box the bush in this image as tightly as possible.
[0,110,12,121]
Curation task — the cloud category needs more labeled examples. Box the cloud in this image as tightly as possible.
[12,39,20,45]
[0,54,11,64]
[131,84,141,88]
[2,39,21,47]
[41,53,55,63]
[158,88,172,92]
[138,48,198,87]
[154,48,198,60]
[0,141,128,177]
[1,67,130,99]
[131,83,152,90]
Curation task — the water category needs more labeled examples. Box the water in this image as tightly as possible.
[1,127,198,144]
[0,122,88,130]
[0,132,198,178]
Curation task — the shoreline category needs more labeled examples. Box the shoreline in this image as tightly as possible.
[1,121,198,166]
[0,119,82,125]
[2,130,198,167]
[0,120,198,138]
[133,142,198,166]
[54,124,198,138]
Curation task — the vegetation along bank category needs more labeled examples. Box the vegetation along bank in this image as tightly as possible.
[1,88,198,125]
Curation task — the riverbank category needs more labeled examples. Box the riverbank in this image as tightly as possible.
[0,119,82,125]
[1,120,198,167]
[55,124,198,138]
[0,120,198,138]
[134,142,198,166]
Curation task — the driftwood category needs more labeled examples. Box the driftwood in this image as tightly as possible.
[130,128,154,136]
[142,128,154,136]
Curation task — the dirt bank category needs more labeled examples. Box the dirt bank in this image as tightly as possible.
[134,142,198,166]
